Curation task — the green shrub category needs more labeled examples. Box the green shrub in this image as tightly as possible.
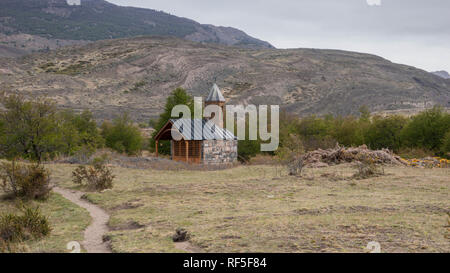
[277,108,449,160]
[0,205,51,252]
[101,114,143,155]
[59,110,104,155]
[0,161,52,200]
[397,147,434,159]
[0,95,104,161]
[365,115,408,151]
[129,80,147,92]
[297,115,329,139]
[0,95,61,162]
[275,134,304,175]
[72,159,115,191]
[301,136,337,152]
[18,206,51,239]
[331,116,366,147]
[400,107,450,152]
[237,140,260,163]
[0,214,24,243]
[441,131,450,158]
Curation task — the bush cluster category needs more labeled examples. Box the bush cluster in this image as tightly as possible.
[277,107,450,159]
[72,157,115,191]
[0,95,145,160]
[0,206,51,252]
[101,114,144,155]
[0,161,51,200]
[0,95,104,162]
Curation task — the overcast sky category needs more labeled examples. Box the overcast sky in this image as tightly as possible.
[108,0,450,72]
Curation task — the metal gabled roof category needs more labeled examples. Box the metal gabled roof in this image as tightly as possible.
[205,83,225,102]
[170,119,236,140]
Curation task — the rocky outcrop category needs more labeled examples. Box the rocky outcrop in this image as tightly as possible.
[432,71,450,79]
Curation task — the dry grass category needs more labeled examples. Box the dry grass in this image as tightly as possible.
[56,149,239,172]
[47,162,449,253]
[0,193,90,252]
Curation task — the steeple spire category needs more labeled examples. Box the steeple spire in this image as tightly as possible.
[205,83,226,128]
[206,83,225,102]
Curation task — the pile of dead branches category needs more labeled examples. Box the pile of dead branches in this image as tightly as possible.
[302,145,406,168]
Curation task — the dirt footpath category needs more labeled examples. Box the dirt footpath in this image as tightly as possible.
[54,187,111,253]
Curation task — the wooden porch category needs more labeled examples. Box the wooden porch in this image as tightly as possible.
[172,140,202,164]
[154,120,203,164]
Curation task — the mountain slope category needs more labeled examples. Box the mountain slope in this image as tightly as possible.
[0,44,28,58]
[0,0,273,55]
[1,36,449,122]
[432,71,450,79]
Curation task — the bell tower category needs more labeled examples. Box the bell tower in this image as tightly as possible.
[205,83,226,128]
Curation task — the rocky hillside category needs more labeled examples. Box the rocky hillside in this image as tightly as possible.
[0,36,449,122]
[432,71,450,79]
[0,0,272,57]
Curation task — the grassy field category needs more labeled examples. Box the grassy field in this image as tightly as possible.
[0,192,90,253]
[48,163,450,253]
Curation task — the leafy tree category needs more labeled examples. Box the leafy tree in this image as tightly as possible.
[237,139,260,163]
[275,134,304,163]
[150,88,194,155]
[297,115,328,139]
[291,115,334,151]
[331,116,365,147]
[365,115,408,151]
[0,95,105,161]
[400,107,450,151]
[0,160,51,200]
[101,113,143,155]
[0,94,61,162]
[59,110,104,154]
[441,131,450,157]
[359,105,371,122]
